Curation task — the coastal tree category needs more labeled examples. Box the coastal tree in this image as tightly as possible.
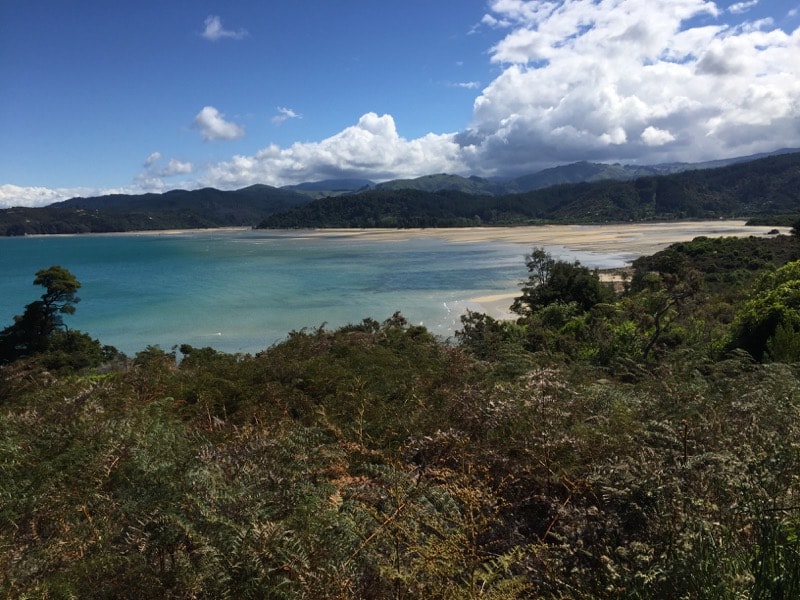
[0,265,82,363]
[512,247,612,315]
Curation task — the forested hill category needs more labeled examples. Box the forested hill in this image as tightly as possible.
[2,150,800,235]
[0,185,310,235]
[260,151,800,228]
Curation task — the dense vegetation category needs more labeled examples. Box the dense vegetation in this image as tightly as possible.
[0,185,310,236]
[261,152,800,228]
[3,231,800,597]
[3,151,799,235]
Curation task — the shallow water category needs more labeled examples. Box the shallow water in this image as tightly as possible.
[0,224,778,355]
[1,230,531,354]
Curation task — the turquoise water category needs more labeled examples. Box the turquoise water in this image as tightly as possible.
[1,230,543,355]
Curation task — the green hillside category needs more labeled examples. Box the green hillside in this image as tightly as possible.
[374,173,507,195]
[261,151,800,228]
[1,185,310,235]
[3,150,800,235]
[281,178,374,199]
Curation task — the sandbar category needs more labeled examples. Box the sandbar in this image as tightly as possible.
[295,221,786,256]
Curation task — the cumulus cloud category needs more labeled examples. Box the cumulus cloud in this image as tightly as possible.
[144,151,162,167]
[193,106,245,141]
[0,184,95,208]
[201,15,248,41]
[641,126,677,146]
[456,0,800,174]
[477,13,512,30]
[194,0,800,187]
[165,158,193,175]
[200,112,465,187]
[135,154,194,192]
[271,106,302,125]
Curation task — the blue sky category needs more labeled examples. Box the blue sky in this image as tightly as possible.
[2,0,799,206]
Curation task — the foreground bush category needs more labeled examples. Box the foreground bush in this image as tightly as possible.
[4,236,800,597]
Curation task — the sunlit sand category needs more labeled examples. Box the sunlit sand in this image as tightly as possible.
[293,221,783,320]
[298,221,785,255]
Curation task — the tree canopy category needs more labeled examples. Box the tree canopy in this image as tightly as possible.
[0,265,101,364]
[511,247,612,315]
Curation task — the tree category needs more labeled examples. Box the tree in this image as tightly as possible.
[639,269,702,362]
[726,260,800,361]
[0,265,81,363]
[512,247,612,315]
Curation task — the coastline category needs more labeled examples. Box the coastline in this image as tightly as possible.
[19,220,786,247]
[69,221,785,323]
[423,220,785,319]
[3,221,788,353]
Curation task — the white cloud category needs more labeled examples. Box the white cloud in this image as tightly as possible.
[271,106,302,125]
[729,1,759,15]
[0,184,94,208]
[135,155,195,192]
[193,106,245,141]
[201,15,248,41]
[451,81,482,90]
[457,0,800,173]
[641,126,677,146]
[201,112,465,187]
[144,151,162,167]
[164,158,193,175]
[478,13,512,29]
[182,0,800,188]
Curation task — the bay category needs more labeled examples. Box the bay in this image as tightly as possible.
[0,223,781,355]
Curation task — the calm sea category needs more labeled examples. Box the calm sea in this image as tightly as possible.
[0,225,763,355]
[1,230,541,355]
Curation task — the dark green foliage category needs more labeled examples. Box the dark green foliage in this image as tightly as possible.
[0,185,311,235]
[0,266,81,363]
[0,266,118,370]
[512,248,613,315]
[260,188,493,228]
[4,152,800,235]
[726,260,800,361]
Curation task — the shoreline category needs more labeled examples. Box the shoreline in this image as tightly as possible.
[3,221,789,353]
[293,221,787,252]
[42,220,782,324]
[13,221,787,246]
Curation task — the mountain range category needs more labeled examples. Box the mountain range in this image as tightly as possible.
[1,148,799,235]
[281,147,800,197]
